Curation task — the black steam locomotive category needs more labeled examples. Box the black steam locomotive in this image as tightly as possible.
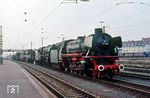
[14,28,124,79]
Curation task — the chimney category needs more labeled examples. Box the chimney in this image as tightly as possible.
[95,28,103,34]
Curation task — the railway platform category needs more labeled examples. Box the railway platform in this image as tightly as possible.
[0,60,57,98]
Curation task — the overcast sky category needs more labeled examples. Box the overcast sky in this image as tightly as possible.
[0,0,150,49]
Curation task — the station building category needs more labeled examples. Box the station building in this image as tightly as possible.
[119,37,150,57]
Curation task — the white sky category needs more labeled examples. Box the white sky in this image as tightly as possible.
[0,0,150,49]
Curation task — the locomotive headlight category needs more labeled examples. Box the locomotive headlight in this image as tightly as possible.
[119,64,125,70]
[98,65,104,71]
[80,60,85,64]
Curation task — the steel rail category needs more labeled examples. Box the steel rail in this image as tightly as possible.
[17,61,150,98]
[18,62,98,98]
[120,71,150,80]
[125,66,150,73]
[112,78,150,94]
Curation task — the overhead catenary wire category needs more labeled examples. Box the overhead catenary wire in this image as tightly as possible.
[49,0,136,36]
[1,0,34,23]
[23,2,63,46]
[36,0,49,19]
[112,20,150,30]
[106,3,150,33]
[53,4,119,34]
[12,0,25,12]
[110,22,150,33]
[30,2,62,34]
[139,2,150,7]
[2,0,52,45]
[107,10,150,26]
[37,0,134,43]
[98,1,150,34]
[12,0,34,22]
[2,0,150,49]
[0,0,25,20]
[3,0,135,43]
[59,1,150,36]
[46,2,91,36]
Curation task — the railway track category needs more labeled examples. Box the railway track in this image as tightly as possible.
[120,70,150,80]
[78,75,150,98]
[17,61,150,98]
[125,66,150,73]
[120,58,150,60]
[72,74,150,97]
[116,64,150,80]
[18,62,98,98]
[112,77,150,95]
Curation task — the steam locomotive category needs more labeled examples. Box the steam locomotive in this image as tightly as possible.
[14,28,124,79]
